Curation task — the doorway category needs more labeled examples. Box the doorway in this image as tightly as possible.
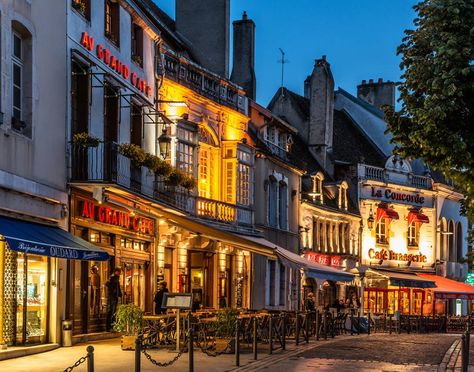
[188,251,215,309]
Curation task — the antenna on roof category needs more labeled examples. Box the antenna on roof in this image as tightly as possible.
[278,48,289,97]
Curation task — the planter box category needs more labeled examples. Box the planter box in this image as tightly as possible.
[121,335,137,351]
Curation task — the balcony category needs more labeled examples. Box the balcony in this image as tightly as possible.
[69,142,253,229]
[162,49,247,115]
[359,164,432,189]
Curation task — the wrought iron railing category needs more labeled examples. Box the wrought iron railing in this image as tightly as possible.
[69,142,253,227]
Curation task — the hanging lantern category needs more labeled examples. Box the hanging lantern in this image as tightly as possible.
[158,126,172,160]
[367,208,375,230]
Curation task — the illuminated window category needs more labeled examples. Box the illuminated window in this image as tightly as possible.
[104,0,120,46]
[310,173,324,203]
[177,126,196,176]
[407,221,420,247]
[376,218,389,245]
[198,148,209,198]
[237,149,252,206]
[338,182,348,210]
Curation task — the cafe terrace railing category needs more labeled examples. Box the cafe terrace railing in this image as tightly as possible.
[69,142,254,229]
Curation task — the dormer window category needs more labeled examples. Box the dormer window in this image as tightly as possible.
[338,181,348,210]
[310,172,324,204]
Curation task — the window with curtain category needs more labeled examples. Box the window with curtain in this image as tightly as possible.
[376,218,389,245]
[407,221,420,247]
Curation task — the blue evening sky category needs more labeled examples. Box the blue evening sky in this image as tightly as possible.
[154,1,418,106]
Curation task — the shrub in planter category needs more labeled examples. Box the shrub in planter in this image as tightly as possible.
[143,153,161,172]
[113,303,144,350]
[155,160,173,177]
[211,308,239,353]
[72,132,100,148]
[181,176,197,191]
[165,169,186,187]
[118,143,146,167]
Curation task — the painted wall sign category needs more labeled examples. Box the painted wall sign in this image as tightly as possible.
[305,251,341,266]
[368,248,427,263]
[360,185,433,208]
[80,32,152,97]
[78,199,154,236]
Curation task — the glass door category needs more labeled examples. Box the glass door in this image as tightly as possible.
[16,253,49,345]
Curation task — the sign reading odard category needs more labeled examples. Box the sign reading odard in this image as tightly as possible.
[78,199,154,236]
[80,32,152,98]
[368,248,427,263]
[360,185,433,208]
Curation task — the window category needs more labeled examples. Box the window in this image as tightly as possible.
[11,25,32,137]
[105,0,120,46]
[268,177,278,227]
[457,223,463,263]
[269,260,276,306]
[407,221,420,248]
[448,220,456,262]
[440,218,447,261]
[376,218,389,245]
[311,173,324,203]
[279,264,286,306]
[338,182,348,210]
[72,0,90,20]
[237,149,252,206]
[71,60,90,135]
[278,181,288,229]
[131,23,143,67]
[176,126,196,176]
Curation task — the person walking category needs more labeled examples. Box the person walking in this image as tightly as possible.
[106,268,122,331]
[154,281,169,315]
[305,292,316,312]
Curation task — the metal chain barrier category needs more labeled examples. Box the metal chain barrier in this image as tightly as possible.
[139,334,186,368]
[63,345,94,372]
[196,319,237,357]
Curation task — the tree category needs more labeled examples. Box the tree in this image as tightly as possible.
[384,0,474,220]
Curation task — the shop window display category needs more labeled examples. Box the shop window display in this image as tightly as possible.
[16,253,48,344]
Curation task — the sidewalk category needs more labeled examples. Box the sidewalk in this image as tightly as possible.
[0,335,352,372]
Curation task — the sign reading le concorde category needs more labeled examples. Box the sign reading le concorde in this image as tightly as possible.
[361,185,433,208]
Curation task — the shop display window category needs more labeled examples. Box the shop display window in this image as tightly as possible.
[122,262,146,310]
[16,253,48,344]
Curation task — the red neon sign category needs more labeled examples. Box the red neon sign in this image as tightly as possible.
[305,251,341,267]
[79,199,154,236]
[80,32,152,97]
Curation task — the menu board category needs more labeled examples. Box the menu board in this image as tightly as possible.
[163,293,192,309]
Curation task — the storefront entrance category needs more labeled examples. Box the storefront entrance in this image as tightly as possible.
[15,253,49,345]
[364,288,425,315]
[188,251,215,309]
[72,259,111,334]
[122,261,148,310]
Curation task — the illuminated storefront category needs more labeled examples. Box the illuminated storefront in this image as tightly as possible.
[68,191,155,335]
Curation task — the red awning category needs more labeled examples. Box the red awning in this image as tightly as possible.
[376,206,399,222]
[408,210,429,225]
[418,274,474,300]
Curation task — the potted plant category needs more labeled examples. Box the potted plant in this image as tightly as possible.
[72,0,86,14]
[165,169,186,187]
[118,143,146,167]
[181,175,197,191]
[132,55,143,66]
[211,308,239,353]
[72,132,100,148]
[143,153,161,173]
[113,303,144,350]
[155,160,173,177]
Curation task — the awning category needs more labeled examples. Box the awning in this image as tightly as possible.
[150,207,276,258]
[245,236,354,282]
[376,206,399,222]
[418,274,474,300]
[408,210,429,225]
[366,268,436,288]
[0,215,109,261]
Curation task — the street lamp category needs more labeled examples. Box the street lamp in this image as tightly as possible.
[158,126,172,160]
[367,207,375,230]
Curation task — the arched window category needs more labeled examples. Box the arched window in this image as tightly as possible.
[440,218,447,261]
[268,176,278,228]
[338,182,348,210]
[448,220,456,262]
[456,223,463,263]
[311,172,324,204]
[11,21,33,138]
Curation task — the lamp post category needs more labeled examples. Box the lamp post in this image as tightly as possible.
[367,209,375,230]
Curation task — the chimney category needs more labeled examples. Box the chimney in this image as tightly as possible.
[175,0,230,77]
[308,56,334,172]
[230,11,256,100]
[357,78,395,109]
